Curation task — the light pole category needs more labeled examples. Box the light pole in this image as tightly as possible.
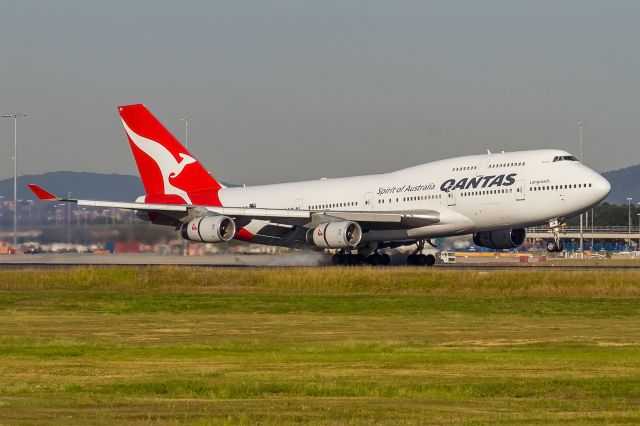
[627,197,633,251]
[180,116,191,149]
[27,199,33,227]
[179,116,191,257]
[577,121,585,258]
[591,206,594,251]
[67,192,72,246]
[2,113,27,248]
[637,213,640,252]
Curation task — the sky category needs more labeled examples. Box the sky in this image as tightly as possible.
[1,1,639,185]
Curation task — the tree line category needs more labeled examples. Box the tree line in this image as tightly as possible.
[566,202,640,227]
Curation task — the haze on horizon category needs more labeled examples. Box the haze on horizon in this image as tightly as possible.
[1,1,639,185]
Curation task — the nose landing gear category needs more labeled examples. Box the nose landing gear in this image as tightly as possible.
[545,239,564,253]
[545,219,565,253]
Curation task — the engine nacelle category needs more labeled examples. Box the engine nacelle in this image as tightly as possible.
[473,228,526,250]
[181,216,236,243]
[307,221,362,249]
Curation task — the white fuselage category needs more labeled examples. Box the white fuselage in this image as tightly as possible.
[217,149,610,245]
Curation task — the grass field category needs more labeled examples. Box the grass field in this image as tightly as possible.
[0,267,639,425]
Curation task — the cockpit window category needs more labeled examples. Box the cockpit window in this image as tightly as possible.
[552,155,579,162]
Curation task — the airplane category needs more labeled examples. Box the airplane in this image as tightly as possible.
[28,104,611,266]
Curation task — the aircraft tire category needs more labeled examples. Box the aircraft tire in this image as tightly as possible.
[425,254,436,266]
[333,253,350,266]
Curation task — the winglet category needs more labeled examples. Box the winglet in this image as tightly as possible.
[28,184,60,201]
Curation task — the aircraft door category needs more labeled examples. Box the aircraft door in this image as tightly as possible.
[515,180,525,201]
[363,192,373,211]
[476,158,490,177]
[294,198,303,210]
[447,191,456,206]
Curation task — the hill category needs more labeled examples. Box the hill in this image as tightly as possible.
[0,171,144,202]
[602,164,640,205]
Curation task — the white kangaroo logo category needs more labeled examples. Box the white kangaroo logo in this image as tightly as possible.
[122,120,196,203]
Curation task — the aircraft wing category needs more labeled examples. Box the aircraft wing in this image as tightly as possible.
[28,184,440,230]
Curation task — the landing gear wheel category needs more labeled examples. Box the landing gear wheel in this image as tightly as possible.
[407,253,436,266]
[425,254,436,266]
[365,251,390,266]
[407,240,436,266]
[545,240,564,253]
[333,252,356,266]
[367,253,380,265]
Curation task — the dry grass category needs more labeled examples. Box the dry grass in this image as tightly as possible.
[1,266,640,297]
[0,267,639,424]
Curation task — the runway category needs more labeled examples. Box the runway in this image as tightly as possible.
[0,253,310,268]
[1,253,640,270]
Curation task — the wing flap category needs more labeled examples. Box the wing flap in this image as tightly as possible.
[76,199,187,212]
[310,210,440,228]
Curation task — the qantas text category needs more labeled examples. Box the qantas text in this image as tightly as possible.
[440,173,517,193]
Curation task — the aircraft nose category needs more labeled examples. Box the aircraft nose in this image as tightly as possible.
[593,173,611,201]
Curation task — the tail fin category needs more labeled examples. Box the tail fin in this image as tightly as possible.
[118,104,222,206]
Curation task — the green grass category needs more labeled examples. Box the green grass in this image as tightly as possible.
[0,267,639,425]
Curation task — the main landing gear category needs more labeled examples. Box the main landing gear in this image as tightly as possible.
[406,240,436,266]
[331,239,438,267]
[545,219,565,253]
[331,250,391,266]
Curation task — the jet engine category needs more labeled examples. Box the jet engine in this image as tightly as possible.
[473,228,526,250]
[307,221,362,249]
[181,216,236,243]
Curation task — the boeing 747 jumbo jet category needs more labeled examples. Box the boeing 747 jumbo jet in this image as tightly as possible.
[29,104,611,266]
